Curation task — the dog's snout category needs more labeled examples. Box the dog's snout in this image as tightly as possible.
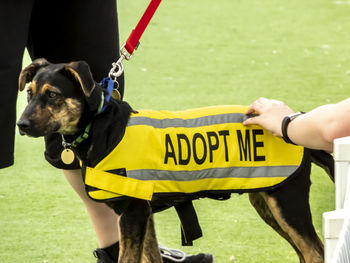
[17,119,31,131]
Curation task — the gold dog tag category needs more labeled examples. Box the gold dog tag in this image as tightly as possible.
[61,148,75,165]
[112,89,121,100]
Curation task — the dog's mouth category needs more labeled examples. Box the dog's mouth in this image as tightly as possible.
[17,128,41,138]
[18,128,28,136]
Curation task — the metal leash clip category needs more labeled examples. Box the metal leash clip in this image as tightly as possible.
[108,43,133,82]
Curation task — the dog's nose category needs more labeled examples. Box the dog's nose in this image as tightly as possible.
[17,119,31,131]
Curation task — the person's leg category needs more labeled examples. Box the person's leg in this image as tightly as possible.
[63,169,119,248]
[0,0,34,168]
[28,0,123,252]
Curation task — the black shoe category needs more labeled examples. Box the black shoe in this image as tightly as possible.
[93,248,116,263]
[160,244,214,263]
[93,242,119,263]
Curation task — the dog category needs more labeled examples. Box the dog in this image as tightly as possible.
[17,58,334,263]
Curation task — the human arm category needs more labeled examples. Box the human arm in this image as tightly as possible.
[243,97,350,152]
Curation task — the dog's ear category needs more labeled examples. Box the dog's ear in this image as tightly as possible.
[65,61,102,112]
[65,61,96,97]
[18,58,50,91]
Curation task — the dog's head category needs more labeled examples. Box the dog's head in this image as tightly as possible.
[17,58,102,137]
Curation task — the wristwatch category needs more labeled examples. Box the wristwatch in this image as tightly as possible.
[281,112,305,145]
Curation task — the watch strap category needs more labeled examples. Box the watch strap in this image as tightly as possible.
[281,112,305,145]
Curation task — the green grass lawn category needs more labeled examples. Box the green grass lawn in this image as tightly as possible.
[1,0,349,262]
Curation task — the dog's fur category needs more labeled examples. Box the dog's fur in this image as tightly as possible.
[17,59,334,263]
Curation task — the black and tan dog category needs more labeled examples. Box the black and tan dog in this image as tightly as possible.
[17,59,334,263]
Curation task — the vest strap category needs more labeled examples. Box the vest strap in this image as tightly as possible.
[85,167,155,201]
[175,201,203,246]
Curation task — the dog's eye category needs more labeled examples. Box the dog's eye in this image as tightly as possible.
[48,91,58,99]
[27,89,33,100]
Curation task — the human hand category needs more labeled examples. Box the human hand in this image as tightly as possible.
[243,97,295,137]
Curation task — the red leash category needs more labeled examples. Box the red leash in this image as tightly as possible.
[125,0,162,55]
[109,0,162,81]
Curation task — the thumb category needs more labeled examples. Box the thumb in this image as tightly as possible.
[243,116,259,126]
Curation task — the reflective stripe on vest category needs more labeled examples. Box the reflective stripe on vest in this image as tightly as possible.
[84,105,304,201]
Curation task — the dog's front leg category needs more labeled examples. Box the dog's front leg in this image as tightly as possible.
[141,215,162,263]
[118,199,152,263]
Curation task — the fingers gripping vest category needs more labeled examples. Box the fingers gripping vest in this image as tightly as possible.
[83,105,305,202]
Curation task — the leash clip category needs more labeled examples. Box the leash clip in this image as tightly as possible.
[108,43,133,82]
[108,57,124,81]
[120,43,134,61]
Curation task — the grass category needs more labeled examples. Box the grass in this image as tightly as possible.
[1,0,349,262]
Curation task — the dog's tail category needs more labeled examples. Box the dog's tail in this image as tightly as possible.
[309,149,334,182]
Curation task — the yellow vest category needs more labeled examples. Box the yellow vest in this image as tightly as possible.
[84,105,305,202]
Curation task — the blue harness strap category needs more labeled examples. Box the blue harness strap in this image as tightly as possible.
[99,77,115,113]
